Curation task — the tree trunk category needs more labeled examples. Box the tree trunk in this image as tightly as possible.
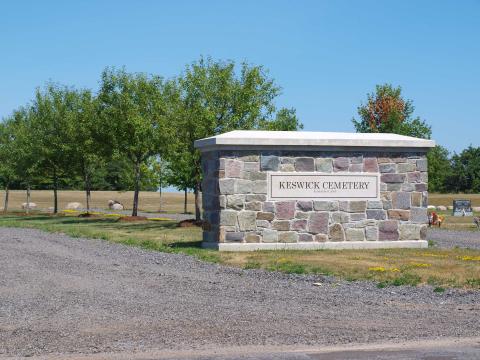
[194,181,201,221]
[132,161,141,217]
[84,171,91,213]
[3,184,9,213]
[53,169,58,214]
[159,186,162,212]
[184,188,187,214]
[26,185,31,215]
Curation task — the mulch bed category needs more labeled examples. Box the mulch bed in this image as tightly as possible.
[177,219,204,228]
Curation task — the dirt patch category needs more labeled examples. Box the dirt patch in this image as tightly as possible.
[77,212,100,218]
[118,216,148,222]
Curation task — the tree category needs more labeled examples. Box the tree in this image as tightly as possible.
[260,108,303,131]
[0,119,18,212]
[151,156,172,212]
[170,57,302,221]
[98,68,171,216]
[353,84,431,139]
[30,83,77,213]
[427,145,451,193]
[447,146,480,193]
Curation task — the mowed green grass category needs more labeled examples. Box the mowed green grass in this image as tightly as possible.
[1,212,480,290]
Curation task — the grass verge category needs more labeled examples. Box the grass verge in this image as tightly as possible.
[1,212,479,290]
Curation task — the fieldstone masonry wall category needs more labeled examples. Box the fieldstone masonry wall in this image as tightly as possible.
[201,150,428,245]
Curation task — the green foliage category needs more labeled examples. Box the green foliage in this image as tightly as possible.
[447,146,480,193]
[427,145,451,192]
[353,84,431,139]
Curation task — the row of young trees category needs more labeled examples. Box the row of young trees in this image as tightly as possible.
[0,57,302,219]
[352,83,479,194]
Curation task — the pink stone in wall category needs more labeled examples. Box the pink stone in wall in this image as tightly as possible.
[363,158,379,172]
[224,159,243,178]
[275,201,296,220]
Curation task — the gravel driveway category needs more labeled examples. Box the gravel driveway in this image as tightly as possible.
[428,228,480,250]
[1,228,479,358]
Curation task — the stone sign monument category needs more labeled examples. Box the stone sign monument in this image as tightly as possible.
[195,130,435,251]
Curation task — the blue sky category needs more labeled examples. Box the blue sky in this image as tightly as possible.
[1,0,479,153]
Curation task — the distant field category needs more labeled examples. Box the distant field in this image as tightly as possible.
[429,193,480,207]
[0,190,196,213]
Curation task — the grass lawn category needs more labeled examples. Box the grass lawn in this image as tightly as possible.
[1,212,479,290]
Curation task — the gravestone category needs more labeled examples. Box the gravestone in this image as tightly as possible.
[195,130,435,251]
[452,199,473,216]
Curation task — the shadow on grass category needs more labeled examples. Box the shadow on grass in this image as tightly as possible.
[169,240,203,249]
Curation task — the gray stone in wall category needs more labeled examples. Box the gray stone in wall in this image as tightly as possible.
[308,212,329,234]
[379,163,396,173]
[281,157,295,164]
[346,228,365,241]
[365,226,378,241]
[226,194,245,210]
[366,209,386,220]
[410,207,428,223]
[272,220,290,231]
[220,210,237,226]
[397,163,416,173]
[262,229,278,243]
[314,201,339,211]
[392,157,407,163]
[349,163,363,172]
[421,172,428,183]
[378,220,399,241]
[381,173,406,183]
[383,200,392,210]
[225,232,244,242]
[256,220,270,228]
[392,192,411,209]
[331,211,349,223]
[416,159,428,172]
[236,179,253,194]
[401,183,415,192]
[399,224,421,240]
[263,201,275,212]
[245,171,267,181]
[260,155,279,171]
[253,180,267,194]
[219,178,235,194]
[295,211,310,220]
[278,231,299,243]
[351,156,363,164]
[297,200,313,211]
[295,157,315,171]
[299,233,313,242]
[246,194,266,202]
[219,195,226,209]
[333,157,349,171]
[245,201,262,211]
[355,219,376,228]
[315,158,333,172]
[280,164,295,172]
[275,201,296,220]
[244,161,259,172]
[238,211,257,231]
[350,213,367,221]
[386,183,402,191]
[239,155,259,162]
[415,183,427,192]
[420,225,428,240]
[329,223,345,241]
[367,200,383,209]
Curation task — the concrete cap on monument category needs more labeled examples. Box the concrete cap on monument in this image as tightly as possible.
[194,130,435,151]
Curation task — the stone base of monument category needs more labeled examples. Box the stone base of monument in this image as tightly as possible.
[195,130,435,252]
[202,240,428,251]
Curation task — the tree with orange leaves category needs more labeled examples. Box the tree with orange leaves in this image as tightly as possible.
[352,84,431,139]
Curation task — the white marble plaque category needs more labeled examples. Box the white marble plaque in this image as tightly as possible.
[267,172,380,201]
